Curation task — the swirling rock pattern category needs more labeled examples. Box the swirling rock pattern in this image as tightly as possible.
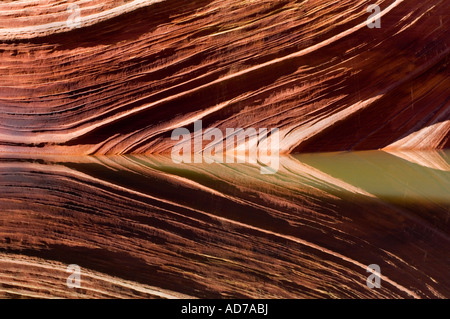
[1,151,449,298]
[0,0,448,155]
[0,0,449,300]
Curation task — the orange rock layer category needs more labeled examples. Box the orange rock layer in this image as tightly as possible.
[0,0,448,155]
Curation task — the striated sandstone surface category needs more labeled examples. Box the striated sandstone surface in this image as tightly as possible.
[1,0,449,300]
[0,0,448,155]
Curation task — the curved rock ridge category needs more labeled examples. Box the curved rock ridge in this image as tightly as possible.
[0,0,448,155]
[1,151,449,298]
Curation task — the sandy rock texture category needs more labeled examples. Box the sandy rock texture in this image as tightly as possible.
[0,0,448,155]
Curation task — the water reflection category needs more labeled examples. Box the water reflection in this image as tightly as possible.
[0,150,449,298]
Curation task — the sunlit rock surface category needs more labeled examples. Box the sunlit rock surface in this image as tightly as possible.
[0,0,449,300]
[0,0,448,155]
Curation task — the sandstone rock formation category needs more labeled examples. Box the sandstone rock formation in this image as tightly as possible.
[0,0,449,300]
[0,0,448,155]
